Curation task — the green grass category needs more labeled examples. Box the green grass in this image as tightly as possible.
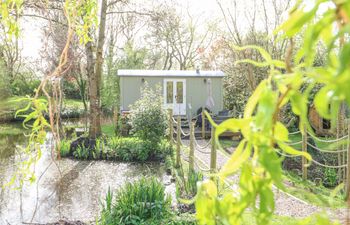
[0,96,86,122]
[102,124,116,137]
[0,96,28,121]
[62,98,86,111]
[0,123,26,135]
[219,139,240,149]
[282,171,346,208]
[0,122,29,136]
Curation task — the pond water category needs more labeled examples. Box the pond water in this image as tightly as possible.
[0,123,175,225]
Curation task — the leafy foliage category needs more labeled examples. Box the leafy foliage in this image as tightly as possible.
[0,0,22,37]
[72,145,90,160]
[58,139,71,157]
[194,1,350,224]
[10,79,41,96]
[4,97,50,187]
[64,0,97,44]
[62,80,81,99]
[0,0,98,188]
[129,83,167,145]
[65,136,173,162]
[0,60,11,98]
[324,168,338,188]
[99,177,171,225]
[107,137,151,162]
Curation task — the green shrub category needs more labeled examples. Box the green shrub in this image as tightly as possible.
[73,145,90,160]
[100,177,171,225]
[62,79,81,99]
[59,139,71,157]
[10,79,41,96]
[323,168,338,187]
[129,84,167,144]
[66,137,172,162]
[156,139,174,157]
[116,113,131,136]
[107,137,151,161]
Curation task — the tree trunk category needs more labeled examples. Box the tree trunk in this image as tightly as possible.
[86,0,108,139]
[86,38,100,138]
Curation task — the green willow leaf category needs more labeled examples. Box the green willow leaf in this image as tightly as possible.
[274,122,289,142]
[219,140,250,179]
[244,80,267,118]
[275,0,324,37]
[278,141,312,161]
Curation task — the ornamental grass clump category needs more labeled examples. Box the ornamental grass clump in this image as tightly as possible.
[99,177,171,225]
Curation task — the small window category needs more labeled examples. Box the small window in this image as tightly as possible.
[176,81,183,103]
[166,81,173,104]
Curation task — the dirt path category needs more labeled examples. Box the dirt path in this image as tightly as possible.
[181,140,348,222]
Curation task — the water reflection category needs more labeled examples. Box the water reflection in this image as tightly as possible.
[0,123,174,225]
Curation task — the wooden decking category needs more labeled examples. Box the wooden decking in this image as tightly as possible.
[174,115,242,139]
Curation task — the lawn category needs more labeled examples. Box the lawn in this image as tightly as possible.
[0,123,27,136]
[0,96,86,122]
[0,96,28,122]
[101,124,116,137]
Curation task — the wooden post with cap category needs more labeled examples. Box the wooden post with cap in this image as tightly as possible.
[346,122,350,199]
[189,121,195,173]
[176,116,181,168]
[302,126,308,180]
[168,109,173,143]
[210,125,217,178]
[202,109,205,139]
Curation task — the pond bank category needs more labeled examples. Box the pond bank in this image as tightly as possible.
[0,96,86,123]
[0,125,175,225]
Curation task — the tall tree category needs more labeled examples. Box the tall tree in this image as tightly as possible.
[87,0,108,138]
[147,3,214,70]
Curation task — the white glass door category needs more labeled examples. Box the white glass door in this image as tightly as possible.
[164,79,186,115]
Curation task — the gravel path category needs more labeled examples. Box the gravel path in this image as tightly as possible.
[180,139,348,222]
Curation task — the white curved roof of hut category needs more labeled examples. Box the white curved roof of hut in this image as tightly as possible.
[117,70,224,77]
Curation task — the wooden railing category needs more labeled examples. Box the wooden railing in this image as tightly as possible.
[168,109,217,174]
[168,108,350,194]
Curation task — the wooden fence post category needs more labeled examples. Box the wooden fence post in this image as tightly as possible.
[210,126,217,177]
[346,122,350,199]
[201,110,206,139]
[302,126,308,180]
[337,103,347,183]
[189,122,195,173]
[168,109,173,143]
[176,116,181,168]
[344,120,347,182]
